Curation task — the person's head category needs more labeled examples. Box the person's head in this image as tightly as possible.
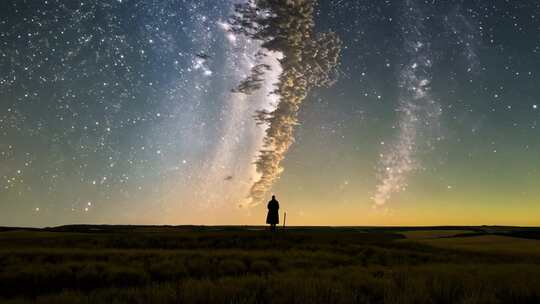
[272,195,275,200]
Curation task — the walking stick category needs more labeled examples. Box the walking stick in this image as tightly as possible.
[283,212,286,229]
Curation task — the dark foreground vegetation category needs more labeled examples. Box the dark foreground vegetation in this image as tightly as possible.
[1,225,540,303]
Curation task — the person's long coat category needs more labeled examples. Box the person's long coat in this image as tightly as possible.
[266,199,279,224]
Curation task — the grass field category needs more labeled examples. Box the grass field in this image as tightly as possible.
[398,229,476,240]
[1,225,540,303]
[418,234,540,255]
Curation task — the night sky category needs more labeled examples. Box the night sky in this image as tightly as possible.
[1,0,540,227]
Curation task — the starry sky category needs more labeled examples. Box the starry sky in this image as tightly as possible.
[1,0,540,227]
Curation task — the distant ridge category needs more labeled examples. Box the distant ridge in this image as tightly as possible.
[1,225,540,239]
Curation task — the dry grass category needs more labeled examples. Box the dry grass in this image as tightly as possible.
[1,226,540,303]
[399,230,475,240]
[419,234,540,255]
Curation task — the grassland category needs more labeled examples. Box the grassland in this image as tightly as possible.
[398,229,476,240]
[418,234,540,255]
[0,225,540,303]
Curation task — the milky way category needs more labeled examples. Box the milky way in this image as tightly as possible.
[374,1,481,207]
[0,0,281,224]
[373,1,440,207]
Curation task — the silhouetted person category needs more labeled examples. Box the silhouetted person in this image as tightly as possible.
[266,195,279,232]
